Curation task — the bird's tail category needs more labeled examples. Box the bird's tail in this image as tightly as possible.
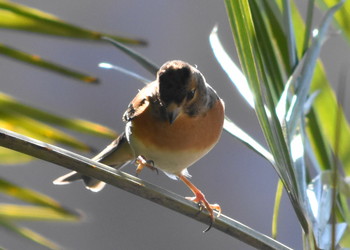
[53,171,106,192]
[53,132,134,192]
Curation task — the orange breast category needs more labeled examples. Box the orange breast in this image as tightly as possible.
[130,100,224,152]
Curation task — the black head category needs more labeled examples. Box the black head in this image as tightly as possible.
[158,60,192,106]
[156,60,208,123]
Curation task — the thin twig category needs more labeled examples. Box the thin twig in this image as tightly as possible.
[0,127,292,250]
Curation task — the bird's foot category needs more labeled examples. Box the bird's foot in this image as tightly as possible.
[135,155,158,175]
[179,175,221,232]
[186,191,221,232]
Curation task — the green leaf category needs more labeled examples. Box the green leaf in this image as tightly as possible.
[281,0,298,69]
[303,0,316,54]
[225,0,309,233]
[0,108,91,151]
[0,91,118,164]
[0,178,79,217]
[99,62,151,84]
[264,0,347,174]
[225,0,296,195]
[102,37,158,75]
[310,64,350,175]
[224,0,348,246]
[262,1,292,73]
[0,1,145,45]
[0,44,98,83]
[0,147,32,164]
[0,177,79,249]
[224,117,274,164]
[0,217,59,250]
[286,0,350,176]
[316,0,350,44]
[0,92,117,139]
[286,1,345,136]
[0,204,78,221]
[209,26,254,108]
[248,0,286,103]
[272,180,283,239]
[306,172,348,248]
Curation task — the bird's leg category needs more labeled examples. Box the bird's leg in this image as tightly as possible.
[135,155,158,175]
[178,175,221,232]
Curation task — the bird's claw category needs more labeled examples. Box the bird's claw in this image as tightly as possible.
[135,155,158,175]
[185,194,221,233]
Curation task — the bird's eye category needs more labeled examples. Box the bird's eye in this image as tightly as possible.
[187,89,196,100]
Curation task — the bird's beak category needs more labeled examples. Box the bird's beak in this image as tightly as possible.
[166,104,181,124]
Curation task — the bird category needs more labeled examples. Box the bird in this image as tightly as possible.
[53,60,225,230]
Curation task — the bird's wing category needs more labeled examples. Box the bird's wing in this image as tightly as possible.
[123,81,157,122]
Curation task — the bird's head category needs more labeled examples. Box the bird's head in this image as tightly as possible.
[157,60,208,124]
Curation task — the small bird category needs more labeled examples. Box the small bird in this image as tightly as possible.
[54,60,225,229]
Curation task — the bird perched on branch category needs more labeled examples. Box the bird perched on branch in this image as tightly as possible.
[54,60,225,230]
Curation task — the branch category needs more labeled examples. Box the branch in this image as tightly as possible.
[0,127,291,250]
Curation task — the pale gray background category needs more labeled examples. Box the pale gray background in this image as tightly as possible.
[1,0,349,249]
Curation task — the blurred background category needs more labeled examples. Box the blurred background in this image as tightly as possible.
[1,0,349,249]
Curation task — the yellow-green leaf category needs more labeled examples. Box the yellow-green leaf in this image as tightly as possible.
[0,177,79,249]
[0,147,32,164]
[272,180,283,239]
[287,1,350,175]
[0,44,98,83]
[0,92,118,161]
[0,109,91,151]
[0,1,145,45]
[0,92,117,139]
[316,0,350,43]
[0,178,79,218]
[0,204,78,221]
[0,217,59,250]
